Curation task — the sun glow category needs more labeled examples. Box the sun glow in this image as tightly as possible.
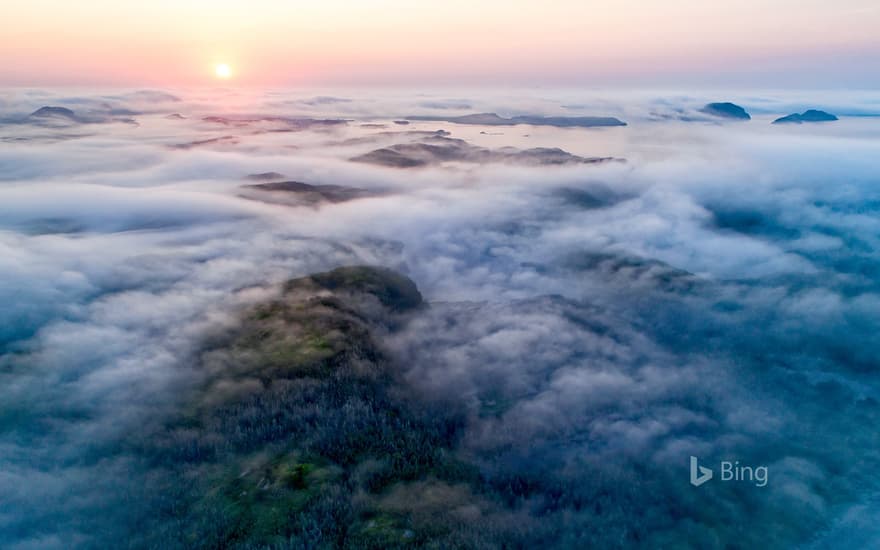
[214,63,232,79]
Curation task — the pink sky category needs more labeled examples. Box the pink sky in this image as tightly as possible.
[2,0,879,87]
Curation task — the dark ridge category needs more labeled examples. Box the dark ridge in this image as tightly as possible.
[406,112,627,128]
[700,102,751,120]
[351,135,620,168]
[240,180,377,204]
[351,148,429,168]
[23,106,138,126]
[306,265,424,312]
[28,106,78,119]
[170,135,239,149]
[564,250,699,292]
[773,110,839,124]
[553,185,630,209]
[245,172,286,181]
[202,115,349,129]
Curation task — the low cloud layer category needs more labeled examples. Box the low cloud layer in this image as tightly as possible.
[1,88,879,548]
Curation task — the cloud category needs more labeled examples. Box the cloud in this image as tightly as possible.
[1,88,879,548]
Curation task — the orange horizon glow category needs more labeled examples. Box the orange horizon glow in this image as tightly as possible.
[2,0,879,87]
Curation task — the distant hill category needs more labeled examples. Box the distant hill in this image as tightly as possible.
[350,134,619,168]
[773,110,839,124]
[23,105,137,126]
[241,180,376,205]
[28,106,79,120]
[701,102,751,120]
[407,112,627,128]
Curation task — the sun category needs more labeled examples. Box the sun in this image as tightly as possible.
[214,63,232,79]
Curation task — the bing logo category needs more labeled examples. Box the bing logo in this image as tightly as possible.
[690,456,768,487]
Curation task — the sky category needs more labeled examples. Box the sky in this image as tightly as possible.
[2,0,880,87]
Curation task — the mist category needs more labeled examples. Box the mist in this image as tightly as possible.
[1,88,879,549]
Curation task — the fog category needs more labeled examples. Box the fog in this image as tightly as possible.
[1,88,879,548]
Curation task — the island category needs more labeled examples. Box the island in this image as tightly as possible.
[773,110,839,124]
[700,102,751,120]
